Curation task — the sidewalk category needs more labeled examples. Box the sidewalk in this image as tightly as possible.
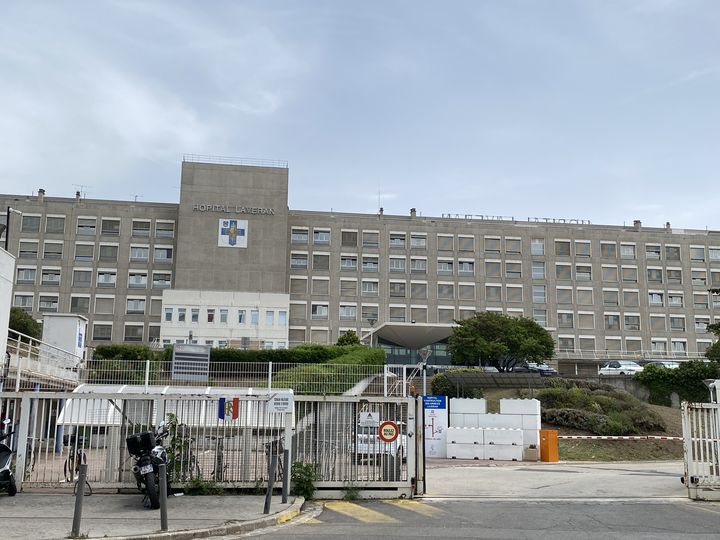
[2,493,302,539]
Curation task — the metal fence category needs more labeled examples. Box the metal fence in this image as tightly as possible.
[0,391,416,497]
[681,401,720,500]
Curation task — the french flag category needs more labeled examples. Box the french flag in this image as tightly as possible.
[218,397,239,420]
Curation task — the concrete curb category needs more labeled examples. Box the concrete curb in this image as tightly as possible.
[91,497,305,540]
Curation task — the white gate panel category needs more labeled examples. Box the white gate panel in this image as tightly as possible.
[681,401,720,500]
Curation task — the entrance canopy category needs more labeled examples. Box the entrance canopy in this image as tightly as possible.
[368,322,455,349]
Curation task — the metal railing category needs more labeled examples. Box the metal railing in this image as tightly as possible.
[681,401,720,500]
[182,154,288,168]
[554,349,706,361]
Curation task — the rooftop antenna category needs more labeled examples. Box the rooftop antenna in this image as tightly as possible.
[134,195,142,202]
[72,184,91,198]
[377,190,381,212]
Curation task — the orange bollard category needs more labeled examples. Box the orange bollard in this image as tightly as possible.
[539,429,559,462]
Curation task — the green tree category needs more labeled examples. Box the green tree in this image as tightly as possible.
[8,307,42,340]
[704,322,720,362]
[336,330,361,346]
[448,312,554,371]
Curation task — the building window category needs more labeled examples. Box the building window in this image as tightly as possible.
[361,280,379,297]
[124,325,144,342]
[340,230,358,247]
[601,266,618,282]
[291,253,308,269]
[533,309,547,327]
[600,242,617,258]
[98,244,118,262]
[505,238,522,254]
[577,289,593,305]
[313,229,330,245]
[389,306,406,322]
[238,310,246,324]
[603,290,619,306]
[709,248,720,261]
[126,298,146,314]
[624,315,640,331]
[670,316,686,332]
[251,309,259,324]
[604,314,621,330]
[152,272,171,289]
[506,286,522,302]
[620,244,636,259]
[313,254,330,270]
[411,282,427,298]
[506,262,522,279]
[71,296,90,314]
[101,219,120,236]
[362,256,379,272]
[575,265,592,281]
[438,308,455,324]
[532,262,545,280]
[74,243,94,262]
[42,268,61,285]
[14,294,33,310]
[361,305,379,322]
[389,233,406,248]
[671,340,687,356]
[485,285,501,302]
[128,272,148,288]
[164,308,173,322]
[93,324,112,341]
[532,285,546,303]
[178,308,186,322]
[459,261,474,276]
[531,238,545,256]
[645,244,661,260]
[37,297,58,316]
[21,215,40,233]
[484,237,500,254]
[555,264,571,280]
[97,270,116,288]
[389,282,406,297]
[45,216,65,234]
[207,308,215,323]
[458,283,475,300]
[389,257,406,273]
[77,218,96,236]
[130,246,149,262]
[575,241,591,257]
[556,288,573,304]
[190,308,199,322]
[647,268,663,283]
[649,292,665,306]
[132,220,151,237]
[438,260,453,276]
[437,235,454,251]
[341,256,357,271]
[557,312,574,328]
[73,270,92,287]
[693,293,709,309]
[621,266,638,283]
[690,247,706,262]
[555,241,570,256]
[668,293,683,307]
[278,311,287,326]
[154,247,173,263]
[311,304,328,320]
[362,231,379,248]
[155,221,175,238]
[696,317,710,333]
[312,278,329,295]
[265,310,274,326]
[340,279,357,296]
[438,283,454,299]
[339,305,356,321]
[19,240,39,259]
[411,234,427,249]
[16,267,36,284]
[411,258,427,274]
[691,270,707,286]
[485,261,501,278]
[665,245,681,261]
[667,269,682,284]
[291,228,309,244]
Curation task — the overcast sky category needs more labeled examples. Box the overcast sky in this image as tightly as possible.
[1,1,719,229]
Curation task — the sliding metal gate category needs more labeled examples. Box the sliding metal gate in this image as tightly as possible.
[681,401,720,500]
[0,392,418,498]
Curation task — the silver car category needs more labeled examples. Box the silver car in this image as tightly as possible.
[599,360,644,376]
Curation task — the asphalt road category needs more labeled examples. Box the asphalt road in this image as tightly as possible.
[244,498,720,539]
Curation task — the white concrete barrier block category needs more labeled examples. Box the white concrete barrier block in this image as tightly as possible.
[450,398,487,414]
[485,444,523,461]
[449,413,463,427]
[484,428,523,446]
[462,414,480,428]
[521,414,541,430]
[448,443,485,460]
[447,427,483,445]
[477,413,523,429]
[523,429,540,448]
[499,398,541,415]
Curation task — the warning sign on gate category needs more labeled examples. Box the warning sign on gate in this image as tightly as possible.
[378,421,399,443]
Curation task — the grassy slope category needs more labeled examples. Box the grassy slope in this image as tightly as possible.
[482,388,684,461]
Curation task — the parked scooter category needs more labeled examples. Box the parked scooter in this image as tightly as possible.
[0,420,17,496]
[125,421,170,509]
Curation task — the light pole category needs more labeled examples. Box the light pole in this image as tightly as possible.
[3,207,23,252]
[367,317,377,347]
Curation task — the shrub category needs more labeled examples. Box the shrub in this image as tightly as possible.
[208,344,380,366]
[93,344,157,360]
[430,371,484,398]
[635,361,720,405]
[291,462,317,499]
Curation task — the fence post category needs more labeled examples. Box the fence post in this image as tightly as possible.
[144,359,150,391]
[71,463,88,537]
[402,366,407,397]
[159,463,169,531]
[263,452,277,514]
[15,355,22,392]
[15,393,31,488]
[268,361,273,390]
[282,410,293,503]
[383,367,388,397]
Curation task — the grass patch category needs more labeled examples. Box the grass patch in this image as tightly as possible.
[559,439,683,461]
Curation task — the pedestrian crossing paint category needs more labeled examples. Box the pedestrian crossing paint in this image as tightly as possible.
[321,500,443,523]
[324,501,399,523]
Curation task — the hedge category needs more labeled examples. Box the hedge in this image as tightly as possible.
[208,344,378,365]
[635,361,720,406]
[93,344,160,361]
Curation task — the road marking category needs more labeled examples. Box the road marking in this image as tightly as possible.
[324,501,399,523]
[383,499,444,517]
[683,503,720,516]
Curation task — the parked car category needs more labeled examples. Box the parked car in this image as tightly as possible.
[644,360,680,369]
[599,360,644,376]
[511,362,559,377]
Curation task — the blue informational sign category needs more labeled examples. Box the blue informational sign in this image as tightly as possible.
[422,395,448,458]
[423,395,447,409]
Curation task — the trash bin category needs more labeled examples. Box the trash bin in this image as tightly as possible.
[539,429,559,462]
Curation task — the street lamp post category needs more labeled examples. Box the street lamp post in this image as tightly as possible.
[367,318,377,347]
[3,207,23,252]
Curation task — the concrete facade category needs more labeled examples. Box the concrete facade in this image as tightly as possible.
[1,157,719,357]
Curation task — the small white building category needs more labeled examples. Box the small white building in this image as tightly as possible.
[0,247,15,357]
[160,289,290,349]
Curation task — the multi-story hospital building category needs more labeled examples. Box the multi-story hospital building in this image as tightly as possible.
[2,157,718,362]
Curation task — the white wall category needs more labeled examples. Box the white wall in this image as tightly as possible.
[41,313,88,359]
[0,248,16,357]
[160,289,290,348]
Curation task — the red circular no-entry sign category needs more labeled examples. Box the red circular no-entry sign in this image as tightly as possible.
[378,421,399,443]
